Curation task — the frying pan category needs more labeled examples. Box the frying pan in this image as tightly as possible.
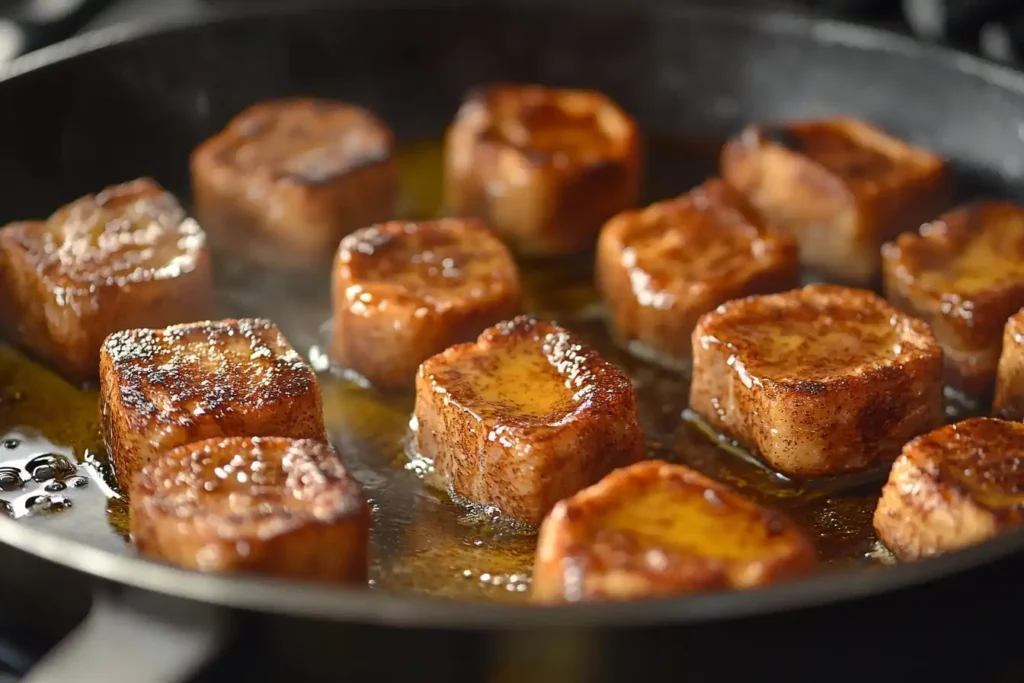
[4,1,1024,681]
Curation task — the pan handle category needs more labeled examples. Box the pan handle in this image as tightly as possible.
[20,587,228,683]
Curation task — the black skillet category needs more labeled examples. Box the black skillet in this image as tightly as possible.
[4,1,1024,681]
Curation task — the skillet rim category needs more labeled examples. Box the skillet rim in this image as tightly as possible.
[2,0,1024,628]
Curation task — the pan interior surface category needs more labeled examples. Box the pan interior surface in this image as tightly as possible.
[2,2,1024,623]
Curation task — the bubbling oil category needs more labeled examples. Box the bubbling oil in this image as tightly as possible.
[0,138,900,602]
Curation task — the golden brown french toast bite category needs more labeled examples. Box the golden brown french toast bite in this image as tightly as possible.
[331,219,521,388]
[595,178,799,368]
[721,117,948,285]
[689,284,944,478]
[131,436,369,582]
[994,310,1024,419]
[874,417,1024,561]
[414,315,644,524]
[532,460,816,603]
[883,201,1024,399]
[100,318,326,493]
[191,98,398,269]
[443,84,641,257]
[0,178,212,383]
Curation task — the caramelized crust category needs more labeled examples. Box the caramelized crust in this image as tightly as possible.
[883,201,1024,398]
[191,98,398,269]
[444,84,641,256]
[874,417,1024,560]
[533,460,816,602]
[721,117,949,285]
[0,178,212,382]
[414,315,644,523]
[595,178,800,368]
[331,219,521,388]
[131,436,369,582]
[100,318,326,492]
[689,284,944,477]
[993,310,1024,419]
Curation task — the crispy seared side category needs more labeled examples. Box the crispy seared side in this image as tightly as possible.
[994,310,1024,419]
[721,117,949,285]
[444,84,641,256]
[131,436,369,582]
[414,315,644,524]
[191,98,398,269]
[532,460,816,602]
[689,284,945,477]
[874,418,1024,561]
[331,219,521,388]
[883,201,1024,398]
[100,318,326,493]
[595,178,799,368]
[0,178,212,383]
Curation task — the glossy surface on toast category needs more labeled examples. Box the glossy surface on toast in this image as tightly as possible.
[132,436,369,581]
[533,460,816,602]
[415,315,644,523]
[874,418,1024,560]
[100,318,326,491]
[596,178,799,365]
[0,178,212,381]
[690,284,945,477]
[884,201,1024,397]
[444,84,641,256]
[331,219,521,388]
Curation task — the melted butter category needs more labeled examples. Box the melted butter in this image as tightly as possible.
[338,221,514,305]
[916,215,1024,296]
[600,482,794,560]
[454,342,574,422]
[0,345,100,453]
[394,141,445,219]
[774,121,900,188]
[951,482,1024,511]
[224,101,392,182]
[719,322,901,382]
[491,91,620,163]
[935,420,1024,511]
[35,179,205,284]
[943,455,1024,509]
[617,193,765,295]
[0,137,891,600]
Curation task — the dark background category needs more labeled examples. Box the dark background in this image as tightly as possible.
[4,0,1024,66]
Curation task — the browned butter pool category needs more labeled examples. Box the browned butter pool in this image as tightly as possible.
[0,138,903,603]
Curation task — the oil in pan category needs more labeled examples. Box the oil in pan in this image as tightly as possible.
[0,137,896,602]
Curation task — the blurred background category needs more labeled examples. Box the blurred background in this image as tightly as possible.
[4,0,1024,67]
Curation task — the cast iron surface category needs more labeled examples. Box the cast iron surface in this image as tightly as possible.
[3,0,1024,628]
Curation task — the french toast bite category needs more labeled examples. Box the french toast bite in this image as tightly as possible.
[414,315,644,524]
[994,310,1024,420]
[191,98,398,269]
[100,318,326,492]
[721,117,948,285]
[0,178,212,383]
[131,436,369,582]
[532,460,816,602]
[883,201,1024,398]
[874,417,1024,561]
[443,84,641,256]
[595,178,800,368]
[331,219,521,388]
[689,284,944,478]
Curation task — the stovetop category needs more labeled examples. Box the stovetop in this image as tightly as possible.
[3,0,1024,681]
